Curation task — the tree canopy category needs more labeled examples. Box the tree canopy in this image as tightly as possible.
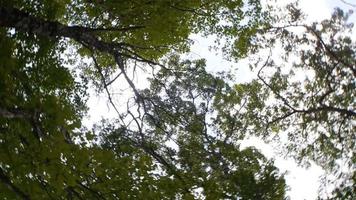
[0,0,354,199]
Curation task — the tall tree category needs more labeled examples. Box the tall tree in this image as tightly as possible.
[229,4,355,199]
[0,0,287,199]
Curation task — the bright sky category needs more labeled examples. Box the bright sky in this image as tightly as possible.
[84,0,355,199]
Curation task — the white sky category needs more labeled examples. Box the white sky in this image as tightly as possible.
[84,0,355,199]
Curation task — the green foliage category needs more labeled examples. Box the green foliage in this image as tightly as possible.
[235,5,356,198]
[2,0,353,199]
[102,56,287,199]
[0,0,288,199]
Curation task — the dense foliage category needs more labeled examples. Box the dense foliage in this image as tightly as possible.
[0,0,354,199]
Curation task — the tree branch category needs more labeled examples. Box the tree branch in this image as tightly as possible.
[0,167,31,200]
[257,50,297,112]
[340,0,356,8]
[0,108,30,119]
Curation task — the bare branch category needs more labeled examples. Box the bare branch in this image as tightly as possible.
[105,72,122,87]
[340,0,356,8]
[90,52,121,116]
